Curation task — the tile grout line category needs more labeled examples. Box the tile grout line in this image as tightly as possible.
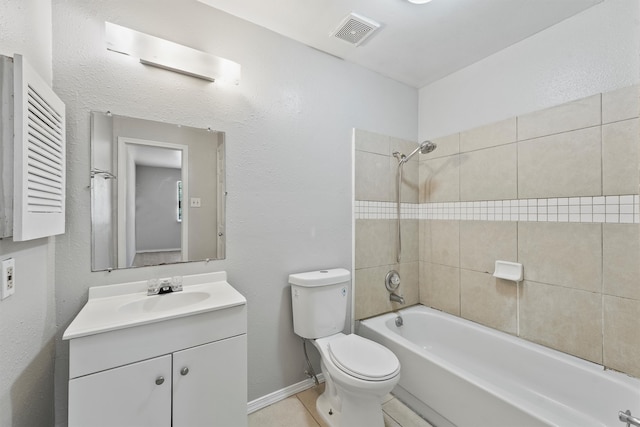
[294,394,323,427]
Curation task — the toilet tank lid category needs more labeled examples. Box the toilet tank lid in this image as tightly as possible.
[289,268,351,287]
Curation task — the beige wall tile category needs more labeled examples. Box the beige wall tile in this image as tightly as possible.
[603,295,640,378]
[420,262,460,316]
[430,220,460,267]
[460,144,517,201]
[603,224,640,300]
[460,270,517,334]
[460,117,517,153]
[355,266,393,320]
[355,150,392,202]
[397,261,420,307]
[399,219,419,263]
[419,220,432,262]
[517,94,601,140]
[419,155,460,203]
[420,133,460,159]
[518,127,602,199]
[395,157,419,203]
[354,128,390,155]
[355,264,417,320]
[355,220,393,269]
[460,221,517,273]
[518,222,602,292]
[602,84,640,124]
[520,281,602,364]
[602,118,640,195]
[391,136,422,160]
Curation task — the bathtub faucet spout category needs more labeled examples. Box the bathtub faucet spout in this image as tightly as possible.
[390,292,405,304]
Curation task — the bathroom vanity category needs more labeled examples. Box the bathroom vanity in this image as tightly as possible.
[63,272,247,427]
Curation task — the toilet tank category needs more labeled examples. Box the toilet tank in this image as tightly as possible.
[289,268,350,339]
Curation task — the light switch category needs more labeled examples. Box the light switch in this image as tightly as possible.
[190,198,201,208]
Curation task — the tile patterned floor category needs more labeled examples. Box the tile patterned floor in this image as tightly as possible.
[249,384,434,427]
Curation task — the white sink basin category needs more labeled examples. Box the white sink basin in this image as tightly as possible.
[63,272,246,340]
[118,291,210,315]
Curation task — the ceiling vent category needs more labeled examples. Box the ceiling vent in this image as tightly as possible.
[331,13,380,47]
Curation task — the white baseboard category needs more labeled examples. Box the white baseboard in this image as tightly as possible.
[247,374,325,414]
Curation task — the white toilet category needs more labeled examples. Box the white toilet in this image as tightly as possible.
[289,268,400,427]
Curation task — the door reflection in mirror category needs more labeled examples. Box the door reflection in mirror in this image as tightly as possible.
[90,112,225,271]
[118,140,186,268]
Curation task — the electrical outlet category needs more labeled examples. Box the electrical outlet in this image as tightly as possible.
[1,258,15,300]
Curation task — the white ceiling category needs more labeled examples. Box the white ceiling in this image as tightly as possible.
[197,0,602,88]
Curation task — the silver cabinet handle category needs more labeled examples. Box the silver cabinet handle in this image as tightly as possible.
[155,376,165,385]
[180,367,189,376]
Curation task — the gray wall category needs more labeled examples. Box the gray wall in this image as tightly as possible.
[135,165,182,252]
[52,1,417,425]
[418,0,639,139]
[187,134,219,261]
[0,1,57,426]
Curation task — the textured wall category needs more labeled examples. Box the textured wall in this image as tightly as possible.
[418,0,640,140]
[0,1,57,427]
[51,1,417,425]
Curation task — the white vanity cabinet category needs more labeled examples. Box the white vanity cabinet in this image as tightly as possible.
[69,355,172,427]
[64,273,247,427]
[172,335,246,426]
[69,335,246,427]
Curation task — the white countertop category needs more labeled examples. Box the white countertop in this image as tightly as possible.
[63,272,246,340]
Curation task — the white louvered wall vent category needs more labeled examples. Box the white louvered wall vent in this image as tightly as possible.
[13,54,66,241]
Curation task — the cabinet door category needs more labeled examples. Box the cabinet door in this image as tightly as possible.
[68,355,171,427]
[173,334,247,427]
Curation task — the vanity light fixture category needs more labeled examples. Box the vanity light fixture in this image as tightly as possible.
[104,22,241,84]
[406,0,433,3]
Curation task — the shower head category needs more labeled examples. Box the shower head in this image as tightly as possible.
[402,140,437,163]
[419,140,437,154]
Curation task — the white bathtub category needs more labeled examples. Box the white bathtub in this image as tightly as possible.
[359,305,640,427]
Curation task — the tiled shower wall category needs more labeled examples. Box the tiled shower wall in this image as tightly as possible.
[354,131,421,320]
[354,84,640,379]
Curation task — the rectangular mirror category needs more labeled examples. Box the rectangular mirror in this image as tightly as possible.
[90,112,225,271]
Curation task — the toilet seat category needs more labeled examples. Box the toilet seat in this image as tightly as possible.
[327,334,400,381]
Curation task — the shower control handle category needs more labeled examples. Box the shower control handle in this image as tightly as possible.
[385,270,401,292]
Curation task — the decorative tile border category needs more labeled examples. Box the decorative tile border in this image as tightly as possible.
[355,195,640,223]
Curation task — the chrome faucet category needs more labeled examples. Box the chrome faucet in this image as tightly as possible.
[389,292,405,304]
[147,277,183,296]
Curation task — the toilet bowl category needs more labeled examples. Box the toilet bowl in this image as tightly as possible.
[313,333,400,427]
[288,268,401,427]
